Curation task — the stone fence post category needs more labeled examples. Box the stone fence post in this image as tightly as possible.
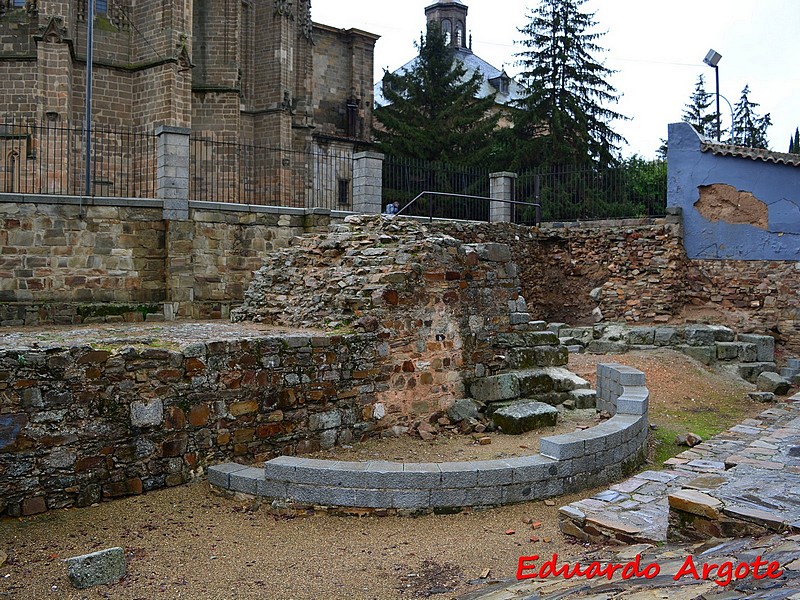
[156,125,191,220]
[489,171,517,223]
[353,151,384,214]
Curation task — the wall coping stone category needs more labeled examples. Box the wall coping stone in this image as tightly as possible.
[0,193,163,209]
[209,363,650,510]
[154,125,192,136]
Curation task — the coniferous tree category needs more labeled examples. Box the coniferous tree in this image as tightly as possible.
[512,0,626,169]
[682,74,717,139]
[728,85,771,149]
[374,23,499,165]
[789,127,799,154]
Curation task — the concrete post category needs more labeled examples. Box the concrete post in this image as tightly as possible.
[156,125,191,220]
[490,171,517,223]
[352,151,384,214]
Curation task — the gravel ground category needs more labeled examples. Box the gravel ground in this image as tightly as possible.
[0,349,767,599]
[0,482,599,600]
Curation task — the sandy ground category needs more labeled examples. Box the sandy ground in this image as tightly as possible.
[0,349,766,600]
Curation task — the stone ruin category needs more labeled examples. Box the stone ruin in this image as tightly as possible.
[207,215,653,510]
[231,214,604,430]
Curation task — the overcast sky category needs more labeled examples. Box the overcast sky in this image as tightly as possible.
[312,0,800,159]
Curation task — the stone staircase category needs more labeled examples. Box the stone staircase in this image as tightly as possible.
[469,322,597,432]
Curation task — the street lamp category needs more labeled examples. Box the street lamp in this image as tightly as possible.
[703,49,722,142]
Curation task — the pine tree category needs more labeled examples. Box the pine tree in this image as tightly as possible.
[512,0,626,169]
[728,85,771,149]
[790,127,799,154]
[374,23,499,165]
[682,74,717,139]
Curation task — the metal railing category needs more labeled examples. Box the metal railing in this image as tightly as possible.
[395,190,541,226]
[0,118,157,198]
[190,136,354,208]
[383,154,490,220]
[517,161,667,222]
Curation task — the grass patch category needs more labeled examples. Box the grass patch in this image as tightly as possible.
[649,389,754,467]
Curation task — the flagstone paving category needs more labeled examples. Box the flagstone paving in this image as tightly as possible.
[458,394,800,599]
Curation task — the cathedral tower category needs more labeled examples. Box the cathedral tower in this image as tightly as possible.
[424,0,469,51]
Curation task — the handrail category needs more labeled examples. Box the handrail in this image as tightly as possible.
[393,190,541,225]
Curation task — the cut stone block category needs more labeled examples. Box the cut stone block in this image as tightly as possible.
[585,341,628,354]
[65,547,126,589]
[626,327,656,345]
[684,326,716,346]
[523,331,560,346]
[748,391,775,403]
[715,342,739,361]
[569,389,596,409]
[507,346,568,368]
[738,334,775,362]
[780,367,800,379]
[516,367,589,396]
[677,345,715,365]
[492,401,558,435]
[470,373,519,403]
[738,362,778,383]
[447,399,481,423]
[756,371,791,395]
[708,325,735,342]
[654,327,680,346]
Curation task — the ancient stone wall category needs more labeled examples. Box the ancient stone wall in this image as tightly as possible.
[232,215,522,417]
[423,220,687,325]
[0,198,797,349]
[0,329,389,517]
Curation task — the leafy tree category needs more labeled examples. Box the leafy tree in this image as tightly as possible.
[789,127,799,154]
[682,74,717,138]
[728,85,771,149]
[374,22,499,166]
[512,0,626,169]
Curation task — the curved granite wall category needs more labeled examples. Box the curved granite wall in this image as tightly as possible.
[209,363,650,510]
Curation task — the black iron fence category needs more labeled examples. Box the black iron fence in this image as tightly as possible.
[0,118,157,197]
[382,155,667,224]
[190,136,354,209]
[383,155,491,221]
[517,161,668,222]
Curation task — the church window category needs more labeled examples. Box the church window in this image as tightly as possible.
[456,21,464,47]
[442,19,452,45]
[338,179,350,206]
[95,0,107,14]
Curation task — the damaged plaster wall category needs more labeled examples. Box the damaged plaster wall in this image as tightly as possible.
[694,184,769,230]
[668,122,800,260]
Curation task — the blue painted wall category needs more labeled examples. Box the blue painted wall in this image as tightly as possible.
[667,122,800,260]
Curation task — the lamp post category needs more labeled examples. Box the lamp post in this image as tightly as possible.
[85,0,95,197]
[703,49,722,142]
